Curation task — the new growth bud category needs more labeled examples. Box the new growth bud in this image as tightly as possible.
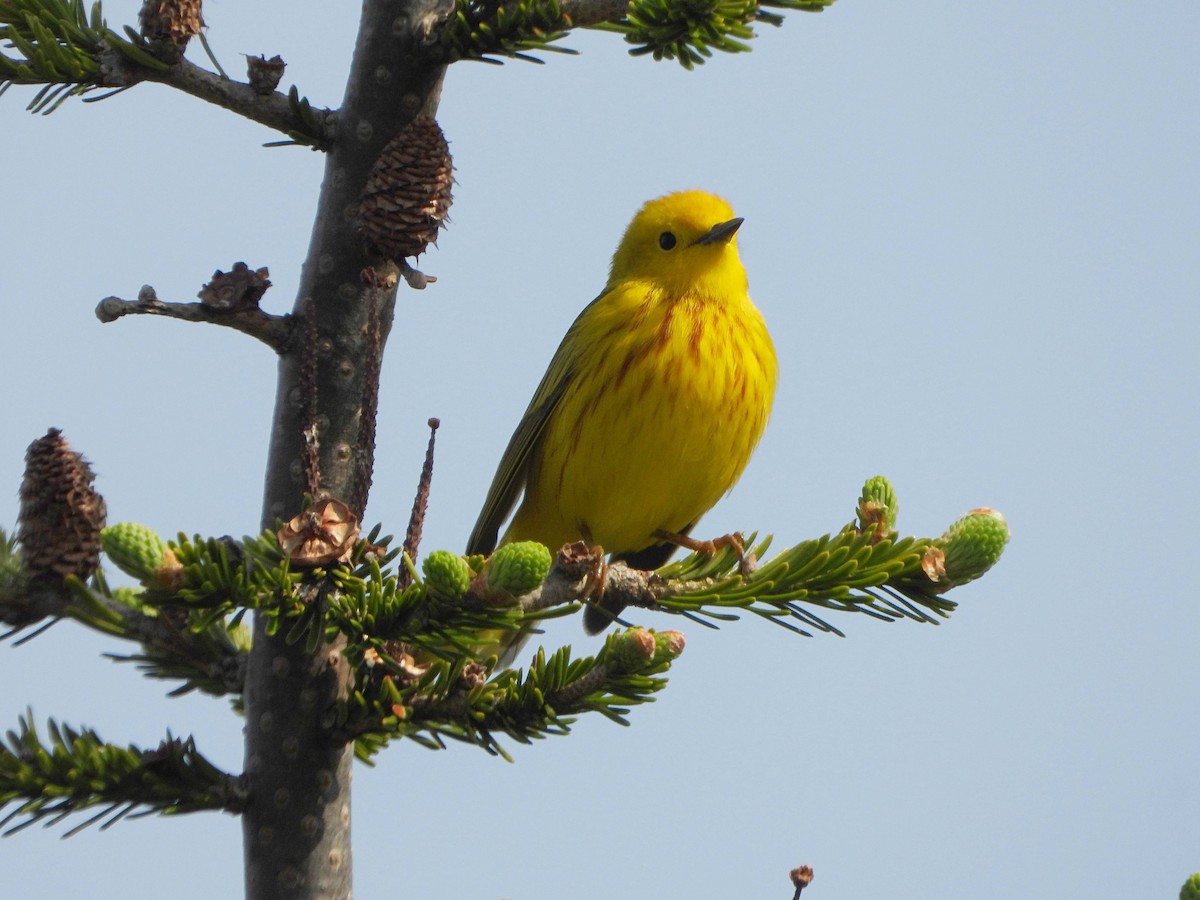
[925,507,1010,588]
[101,522,168,583]
[486,541,552,597]
[608,627,658,672]
[857,475,899,542]
[608,628,686,673]
[422,550,472,601]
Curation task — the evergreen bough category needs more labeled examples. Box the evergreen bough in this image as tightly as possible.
[1,470,1008,822]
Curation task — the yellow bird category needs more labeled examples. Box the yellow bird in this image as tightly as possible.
[467,190,777,645]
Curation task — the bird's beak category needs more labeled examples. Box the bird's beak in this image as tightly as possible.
[692,217,744,246]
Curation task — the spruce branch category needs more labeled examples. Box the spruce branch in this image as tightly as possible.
[595,0,836,69]
[63,574,249,699]
[342,626,684,761]
[320,478,1006,758]
[441,0,577,64]
[0,0,113,112]
[0,0,330,141]
[138,59,332,148]
[0,527,249,697]
[439,0,836,68]
[0,712,242,836]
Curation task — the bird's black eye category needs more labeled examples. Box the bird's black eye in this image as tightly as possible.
[658,231,677,251]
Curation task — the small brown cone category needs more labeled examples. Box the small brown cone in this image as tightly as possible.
[789,864,814,898]
[246,55,286,95]
[277,497,360,568]
[139,0,204,45]
[359,117,454,261]
[17,429,107,583]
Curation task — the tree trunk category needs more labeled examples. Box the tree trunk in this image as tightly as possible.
[243,2,447,895]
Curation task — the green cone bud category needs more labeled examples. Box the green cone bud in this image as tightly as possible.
[940,507,1009,586]
[1180,873,1200,900]
[422,550,472,601]
[857,475,899,540]
[607,627,658,672]
[486,541,552,597]
[100,522,167,582]
[652,629,686,663]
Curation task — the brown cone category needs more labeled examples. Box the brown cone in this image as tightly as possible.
[359,117,454,261]
[139,0,204,45]
[17,429,107,583]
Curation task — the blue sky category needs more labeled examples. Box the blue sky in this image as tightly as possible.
[2,1,1197,897]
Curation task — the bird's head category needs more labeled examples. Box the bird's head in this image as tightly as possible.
[608,190,748,298]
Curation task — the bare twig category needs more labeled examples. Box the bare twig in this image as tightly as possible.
[96,283,293,352]
[516,550,673,616]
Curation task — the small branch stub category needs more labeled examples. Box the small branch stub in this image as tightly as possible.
[246,54,285,95]
[359,116,454,262]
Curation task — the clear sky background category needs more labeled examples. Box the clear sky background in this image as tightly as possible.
[2,1,1197,897]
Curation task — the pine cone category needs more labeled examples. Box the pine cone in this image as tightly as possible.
[359,117,454,261]
[139,0,204,45]
[17,429,107,583]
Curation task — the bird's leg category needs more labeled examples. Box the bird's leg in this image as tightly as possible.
[653,529,756,576]
[576,526,609,604]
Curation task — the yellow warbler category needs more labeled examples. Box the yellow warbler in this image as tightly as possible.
[467,190,777,645]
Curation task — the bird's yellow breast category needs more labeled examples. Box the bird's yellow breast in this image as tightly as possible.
[505,278,777,553]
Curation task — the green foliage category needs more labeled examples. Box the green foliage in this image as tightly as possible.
[656,530,956,636]
[596,0,837,69]
[0,711,239,835]
[653,474,1006,635]
[325,544,565,663]
[49,572,250,699]
[321,536,679,760]
[342,627,681,762]
[262,85,332,150]
[0,475,1008,828]
[0,0,104,110]
[152,530,304,622]
[441,0,576,64]
[0,0,171,113]
[440,0,836,68]
[1181,873,1200,900]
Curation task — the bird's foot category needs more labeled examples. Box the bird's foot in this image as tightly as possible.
[653,529,756,576]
